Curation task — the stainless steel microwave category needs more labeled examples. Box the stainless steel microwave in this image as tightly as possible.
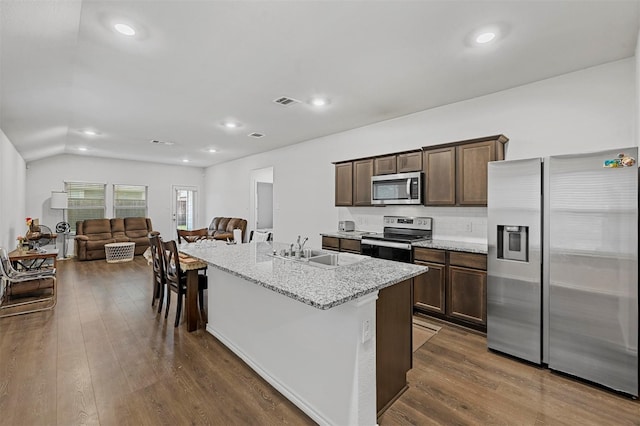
[371,172,422,205]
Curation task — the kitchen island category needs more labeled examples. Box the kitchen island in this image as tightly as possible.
[181,241,427,426]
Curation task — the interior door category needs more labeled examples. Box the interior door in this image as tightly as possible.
[256,182,273,230]
[173,186,198,231]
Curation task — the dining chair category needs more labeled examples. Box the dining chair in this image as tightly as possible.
[0,247,57,318]
[162,239,208,327]
[249,230,273,242]
[176,228,209,244]
[148,234,166,312]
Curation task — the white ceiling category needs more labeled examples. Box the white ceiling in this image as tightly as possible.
[1,1,639,167]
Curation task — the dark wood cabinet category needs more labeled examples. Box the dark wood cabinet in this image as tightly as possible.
[423,147,456,205]
[322,236,361,254]
[340,238,361,254]
[335,162,353,206]
[374,155,397,175]
[413,247,446,314]
[397,151,422,173]
[448,265,487,326]
[457,140,498,206]
[353,159,373,206]
[376,279,412,416]
[321,236,340,251]
[413,261,446,314]
[422,135,508,207]
[413,247,487,331]
[335,134,507,208]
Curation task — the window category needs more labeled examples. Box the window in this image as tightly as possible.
[65,182,106,232]
[113,184,148,218]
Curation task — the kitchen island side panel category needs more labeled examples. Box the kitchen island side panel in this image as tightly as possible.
[206,267,378,426]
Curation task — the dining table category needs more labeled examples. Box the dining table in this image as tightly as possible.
[178,253,208,332]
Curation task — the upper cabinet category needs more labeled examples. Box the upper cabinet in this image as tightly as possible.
[335,162,353,206]
[423,146,456,205]
[353,159,374,206]
[423,135,508,207]
[334,159,373,206]
[374,155,397,175]
[334,134,507,207]
[374,151,423,175]
[397,151,423,173]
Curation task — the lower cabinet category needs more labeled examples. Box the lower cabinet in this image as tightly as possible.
[413,247,487,331]
[321,236,361,254]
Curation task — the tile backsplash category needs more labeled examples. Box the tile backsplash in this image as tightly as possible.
[338,206,487,243]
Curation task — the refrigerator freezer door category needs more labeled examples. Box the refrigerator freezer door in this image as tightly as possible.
[487,158,542,364]
[548,149,638,396]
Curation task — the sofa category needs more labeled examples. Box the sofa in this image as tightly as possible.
[207,217,248,242]
[75,217,158,261]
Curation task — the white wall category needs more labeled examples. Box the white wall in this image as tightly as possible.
[0,129,26,251]
[204,58,635,247]
[26,155,206,245]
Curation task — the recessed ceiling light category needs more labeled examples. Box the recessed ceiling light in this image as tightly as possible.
[208,148,217,153]
[310,97,329,107]
[475,31,496,44]
[224,121,239,129]
[82,129,98,136]
[78,147,88,151]
[182,159,189,163]
[114,23,136,36]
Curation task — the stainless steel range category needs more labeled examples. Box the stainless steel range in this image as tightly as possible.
[361,216,432,263]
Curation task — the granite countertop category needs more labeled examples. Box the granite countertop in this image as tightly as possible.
[320,230,374,240]
[413,239,487,254]
[180,241,427,310]
[321,231,487,254]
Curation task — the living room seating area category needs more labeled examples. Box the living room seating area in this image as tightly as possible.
[75,217,158,260]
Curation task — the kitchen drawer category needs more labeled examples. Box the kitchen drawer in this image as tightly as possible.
[413,247,446,264]
[341,238,361,253]
[322,236,340,251]
[449,252,486,270]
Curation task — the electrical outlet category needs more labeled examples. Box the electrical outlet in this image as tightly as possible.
[465,222,473,232]
[362,319,371,343]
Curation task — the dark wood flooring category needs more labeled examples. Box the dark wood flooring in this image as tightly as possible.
[1,256,638,425]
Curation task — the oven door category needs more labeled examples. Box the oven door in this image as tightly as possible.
[361,239,413,263]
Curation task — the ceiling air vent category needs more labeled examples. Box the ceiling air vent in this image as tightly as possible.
[273,96,299,106]
[150,139,175,146]
[248,132,265,138]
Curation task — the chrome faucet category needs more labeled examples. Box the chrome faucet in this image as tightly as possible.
[294,235,309,258]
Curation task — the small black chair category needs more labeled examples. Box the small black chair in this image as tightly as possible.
[249,230,273,242]
[148,234,166,312]
[162,239,208,327]
[176,228,209,244]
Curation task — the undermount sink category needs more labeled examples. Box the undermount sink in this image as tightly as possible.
[270,250,368,269]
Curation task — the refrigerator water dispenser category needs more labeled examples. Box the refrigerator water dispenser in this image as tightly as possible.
[497,225,528,262]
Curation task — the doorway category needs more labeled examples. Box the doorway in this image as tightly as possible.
[250,167,274,237]
[172,186,198,230]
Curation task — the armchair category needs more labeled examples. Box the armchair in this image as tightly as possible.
[0,248,56,318]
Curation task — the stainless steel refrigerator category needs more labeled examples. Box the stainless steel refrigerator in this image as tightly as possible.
[487,147,638,397]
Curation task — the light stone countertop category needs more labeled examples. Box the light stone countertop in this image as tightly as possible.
[321,231,487,254]
[320,230,375,240]
[180,240,427,310]
[412,239,487,254]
